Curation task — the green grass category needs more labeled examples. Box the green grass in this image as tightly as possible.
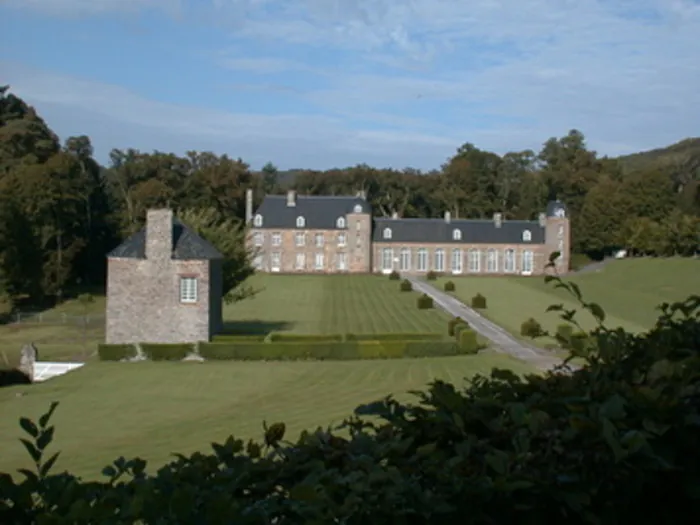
[223,274,451,335]
[437,258,699,346]
[0,355,534,479]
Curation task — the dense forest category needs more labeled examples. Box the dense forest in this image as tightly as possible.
[0,86,698,313]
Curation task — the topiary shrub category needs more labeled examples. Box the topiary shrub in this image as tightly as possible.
[98,344,137,361]
[417,294,434,309]
[447,317,465,336]
[400,279,412,292]
[443,280,455,292]
[426,270,438,280]
[520,317,545,339]
[389,270,400,280]
[457,328,480,354]
[471,293,487,309]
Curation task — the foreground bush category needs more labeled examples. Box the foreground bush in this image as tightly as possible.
[417,294,434,309]
[400,279,412,292]
[443,280,455,291]
[389,270,400,280]
[520,317,545,338]
[471,293,487,309]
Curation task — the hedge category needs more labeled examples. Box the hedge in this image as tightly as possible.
[97,344,137,361]
[457,329,480,354]
[417,294,434,309]
[443,280,455,291]
[471,293,487,309]
[140,343,194,361]
[447,317,464,336]
[268,333,343,342]
[346,332,444,341]
[211,334,266,343]
[400,279,412,292]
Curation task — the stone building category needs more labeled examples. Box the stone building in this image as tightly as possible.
[106,209,224,344]
[247,189,569,276]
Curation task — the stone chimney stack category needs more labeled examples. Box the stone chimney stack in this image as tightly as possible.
[538,212,547,227]
[145,209,174,261]
[245,188,253,224]
[493,212,502,228]
[391,211,398,219]
[287,190,296,207]
[444,211,451,223]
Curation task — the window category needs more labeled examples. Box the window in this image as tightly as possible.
[522,230,532,242]
[296,216,306,228]
[179,277,197,303]
[295,232,305,246]
[452,249,463,274]
[253,214,263,227]
[435,249,445,272]
[381,248,393,272]
[271,233,281,246]
[315,253,324,270]
[271,252,281,272]
[337,252,347,271]
[468,249,481,272]
[453,229,462,241]
[353,204,363,213]
[504,249,515,273]
[356,221,361,231]
[383,227,392,239]
[400,247,411,271]
[522,250,534,274]
[253,255,263,269]
[315,233,324,247]
[336,217,346,228]
[337,232,347,246]
[417,248,428,272]
[253,232,263,246]
[295,253,306,270]
[486,249,498,272]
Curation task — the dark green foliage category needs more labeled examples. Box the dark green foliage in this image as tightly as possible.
[388,270,400,280]
[555,323,574,347]
[457,328,480,354]
[400,279,412,291]
[426,270,438,281]
[417,294,434,309]
[453,322,470,341]
[268,333,343,342]
[211,334,266,343]
[346,333,443,341]
[97,344,137,361]
[520,317,545,338]
[443,280,455,292]
[140,343,193,361]
[447,317,465,336]
[471,293,487,309]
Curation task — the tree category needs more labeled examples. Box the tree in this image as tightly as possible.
[261,161,278,194]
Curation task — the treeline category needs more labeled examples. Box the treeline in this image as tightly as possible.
[1,86,698,310]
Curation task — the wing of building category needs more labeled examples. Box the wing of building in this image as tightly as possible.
[246,190,570,276]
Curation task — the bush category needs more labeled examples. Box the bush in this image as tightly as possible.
[457,328,480,354]
[443,280,455,291]
[417,294,434,309]
[98,344,137,361]
[347,333,443,341]
[211,334,266,343]
[471,293,487,309]
[140,343,194,361]
[426,270,438,280]
[269,333,343,342]
[520,317,545,339]
[400,279,412,292]
[388,270,400,280]
[447,317,464,336]
[453,322,470,341]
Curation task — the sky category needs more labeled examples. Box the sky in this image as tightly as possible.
[1,0,699,170]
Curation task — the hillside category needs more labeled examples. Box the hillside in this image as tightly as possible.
[616,137,700,174]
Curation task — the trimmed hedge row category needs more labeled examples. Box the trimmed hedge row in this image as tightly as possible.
[97,344,137,361]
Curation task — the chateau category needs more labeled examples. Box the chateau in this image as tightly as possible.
[245,190,570,276]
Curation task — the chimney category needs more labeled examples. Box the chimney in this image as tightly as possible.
[145,209,174,261]
[538,212,547,227]
[444,211,451,223]
[493,212,502,228]
[287,190,296,207]
[245,188,253,224]
[391,211,398,219]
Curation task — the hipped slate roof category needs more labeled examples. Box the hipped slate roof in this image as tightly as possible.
[372,218,545,244]
[254,195,370,229]
[108,218,223,260]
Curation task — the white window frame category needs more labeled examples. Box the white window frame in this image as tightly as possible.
[435,248,445,272]
[295,232,305,247]
[295,253,306,270]
[504,249,515,273]
[486,248,498,273]
[400,247,411,271]
[453,229,462,241]
[417,248,428,272]
[468,249,481,273]
[271,233,281,246]
[522,230,532,242]
[315,233,324,247]
[179,277,198,303]
[381,248,393,273]
[383,227,392,239]
[314,253,324,270]
[253,232,263,246]
[270,252,281,272]
[337,252,347,271]
[336,217,346,228]
[296,216,305,228]
[452,249,462,274]
[337,232,347,246]
[253,214,263,227]
[521,250,534,275]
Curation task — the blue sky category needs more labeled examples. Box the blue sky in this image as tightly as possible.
[1,0,699,170]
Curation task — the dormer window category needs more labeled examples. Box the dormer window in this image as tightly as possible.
[296,216,305,228]
[383,227,392,239]
[253,214,263,227]
[453,229,462,241]
[353,204,363,213]
[522,230,532,242]
[336,217,346,229]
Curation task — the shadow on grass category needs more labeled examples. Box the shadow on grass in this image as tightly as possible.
[220,320,294,335]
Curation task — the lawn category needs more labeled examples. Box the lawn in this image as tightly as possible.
[437,258,699,345]
[0,354,534,479]
[223,274,450,335]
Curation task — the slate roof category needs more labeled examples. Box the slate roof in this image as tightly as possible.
[372,218,545,244]
[108,218,224,260]
[546,200,567,218]
[253,195,370,229]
